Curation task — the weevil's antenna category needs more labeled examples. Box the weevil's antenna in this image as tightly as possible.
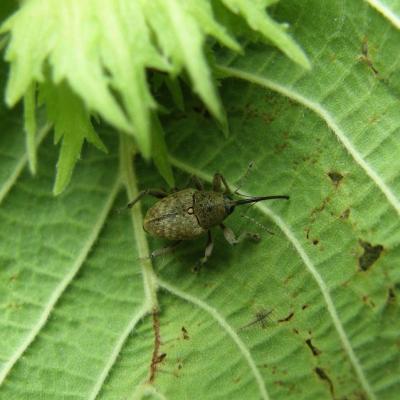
[234,161,255,195]
[232,195,289,206]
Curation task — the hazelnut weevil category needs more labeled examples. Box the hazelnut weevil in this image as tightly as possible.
[127,173,289,269]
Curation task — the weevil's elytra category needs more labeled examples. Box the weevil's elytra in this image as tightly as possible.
[144,189,206,240]
[128,173,289,268]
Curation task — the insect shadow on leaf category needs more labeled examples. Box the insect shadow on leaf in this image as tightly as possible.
[127,169,289,271]
[239,308,274,331]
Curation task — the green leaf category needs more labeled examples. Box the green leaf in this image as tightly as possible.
[1,0,308,176]
[23,82,37,174]
[39,80,107,195]
[221,0,311,69]
[365,0,400,29]
[164,76,185,112]
[151,114,175,188]
[1,1,399,400]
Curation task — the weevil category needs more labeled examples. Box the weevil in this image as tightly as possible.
[127,173,289,268]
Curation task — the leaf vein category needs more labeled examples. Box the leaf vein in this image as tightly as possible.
[366,0,400,29]
[168,156,377,400]
[88,304,149,400]
[157,278,270,400]
[0,177,121,386]
[0,123,50,206]
[217,65,400,216]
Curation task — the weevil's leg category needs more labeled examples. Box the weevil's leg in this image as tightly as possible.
[212,173,232,194]
[220,223,261,245]
[193,231,214,272]
[127,189,168,209]
[187,175,204,190]
[150,241,182,259]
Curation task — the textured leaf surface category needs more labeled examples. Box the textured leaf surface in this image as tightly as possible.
[0,1,399,400]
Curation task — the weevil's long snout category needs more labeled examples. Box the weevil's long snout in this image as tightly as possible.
[232,195,289,206]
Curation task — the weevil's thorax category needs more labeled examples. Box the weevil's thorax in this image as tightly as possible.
[193,190,227,229]
[143,188,206,240]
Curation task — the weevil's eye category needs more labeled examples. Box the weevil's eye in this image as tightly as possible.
[225,204,235,215]
[224,196,235,215]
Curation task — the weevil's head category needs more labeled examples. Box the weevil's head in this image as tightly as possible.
[223,195,236,216]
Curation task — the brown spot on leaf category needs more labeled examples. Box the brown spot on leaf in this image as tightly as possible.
[306,338,321,356]
[315,367,334,397]
[358,240,384,271]
[312,239,319,245]
[311,197,331,216]
[362,295,376,308]
[340,208,350,219]
[156,353,167,363]
[278,312,294,323]
[302,304,309,310]
[181,326,190,340]
[388,287,396,304]
[149,308,162,383]
[328,171,343,187]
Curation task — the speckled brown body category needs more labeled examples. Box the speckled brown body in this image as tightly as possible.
[143,188,227,240]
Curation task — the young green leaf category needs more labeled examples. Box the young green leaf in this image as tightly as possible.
[1,0,310,193]
[23,82,37,174]
[221,0,311,69]
[151,114,175,188]
[39,81,107,195]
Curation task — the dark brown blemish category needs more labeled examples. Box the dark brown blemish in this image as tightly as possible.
[156,353,167,363]
[312,239,319,245]
[340,208,350,219]
[315,367,334,397]
[149,308,162,383]
[358,240,384,271]
[305,338,321,356]
[388,287,396,304]
[362,294,376,308]
[278,311,294,323]
[181,326,190,340]
[293,328,300,335]
[311,197,331,216]
[327,171,343,187]
[302,304,309,310]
